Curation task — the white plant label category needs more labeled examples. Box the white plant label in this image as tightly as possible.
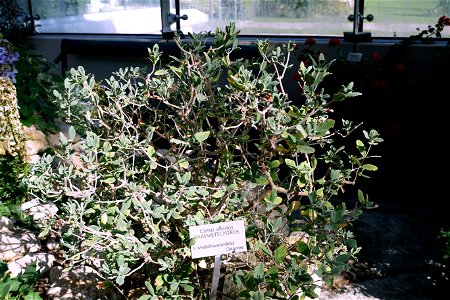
[189,220,247,259]
[347,52,363,62]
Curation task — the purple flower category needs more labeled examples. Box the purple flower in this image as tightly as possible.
[0,44,20,82]
[2,69,18,83]
[8,52,20,63]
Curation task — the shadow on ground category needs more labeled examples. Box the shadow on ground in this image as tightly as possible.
[320,190,450,299]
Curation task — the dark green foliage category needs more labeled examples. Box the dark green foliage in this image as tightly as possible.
[0,155,29,215]
[0,260,42,300]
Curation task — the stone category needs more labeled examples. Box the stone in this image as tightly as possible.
[22,201,58,222]
[47,119,81,148]
[0,229,40,261]
[46,238,62,251]
[23,125,49,156]
[0,216,14,233]
[47,265,123,300]
[7,252,56,277]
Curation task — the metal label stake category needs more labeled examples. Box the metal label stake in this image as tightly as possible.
[210,254,222,300]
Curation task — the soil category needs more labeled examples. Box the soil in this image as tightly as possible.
[320,191,450,300]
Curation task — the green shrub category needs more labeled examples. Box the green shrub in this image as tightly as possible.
[26,23,382,299]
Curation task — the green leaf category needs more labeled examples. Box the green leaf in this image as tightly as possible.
[181,284,195,292]
[59,132,67,146]
[274,244,287,264]
[296,240,310,257]
[357,189,365,203]
[194,131,210,143]
[254,240,272,257]
[296,124,308,138]
[330,265,346,275]
[297,144,315,154]
[68,126,76,141]
[335,253,351,264]
[179,160,189,169]
[181,171,192,184]
[251,291,265,300]
[21,262,40,286]
[196,188,209,196]
[116,275,125,285]
[345,238,357,248]
[268,160,280,168]
[254,262,265,283]
[212,190,226,198]
[9,278,21,292]
[0,260,8,275]
[23,291,43,300]
[170,138,188,145]
[255,176,269,185]
[226,183,238,191]
[329,169,341,181]
[273,218,283,232]
[0,281,12,299]
[362,164,378,171]
[284,158,297,169]
[356,139,366,155]
[147,145,156,157]
[316,119,335,134]
[102,177,116,184]
[154,275,164,287]
[154,69,167,76]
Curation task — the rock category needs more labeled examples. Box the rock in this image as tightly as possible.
[23,125,49,156]
[0,216,14,233]
[0,229,40,261]
[222,273,245,297]
[47,119,81,148]
[47,265,123,300]
[21,201,58,222]
[46,237,62,251]
[7,252,56,277]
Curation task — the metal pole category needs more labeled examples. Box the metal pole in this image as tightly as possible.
[358,0,365,32]
[27,0,35,30]
[210,255,222,300]
[175,0,181,31]
[353,0,359,35]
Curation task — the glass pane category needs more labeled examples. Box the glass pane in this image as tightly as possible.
[364,0,450,38]
[26,0,450,37]
[181,0,354,36]
[31,0,164,34]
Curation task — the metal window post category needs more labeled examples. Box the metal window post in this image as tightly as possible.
[160,0,188,39]
[344,0,373,50]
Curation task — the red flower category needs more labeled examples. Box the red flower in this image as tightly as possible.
[328,38,340,47]
[371,51,382,61]
[407,75,422,86]
[372,80,389,92]
[438,16,450,26]
[292,72,301,81]
[305,38,316,46]
[394,64,406,73]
